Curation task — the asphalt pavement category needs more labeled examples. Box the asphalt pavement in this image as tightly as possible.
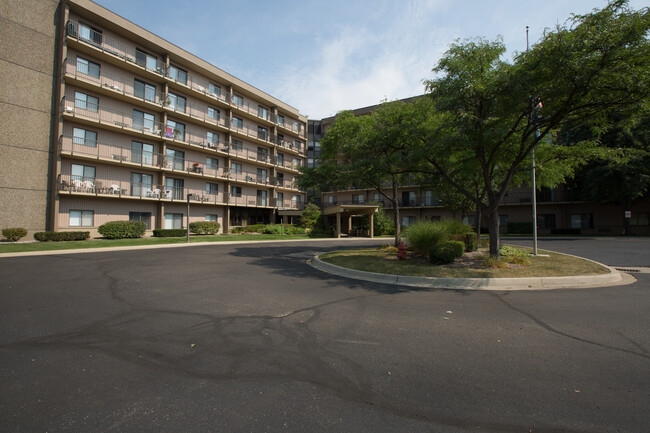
[0,238,648,432]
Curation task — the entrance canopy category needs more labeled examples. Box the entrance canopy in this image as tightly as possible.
[323,204,379,238]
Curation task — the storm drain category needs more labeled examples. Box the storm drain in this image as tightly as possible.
[614,267,650,274]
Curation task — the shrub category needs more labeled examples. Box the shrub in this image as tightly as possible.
[298,203,321,229]
[380,244,399,253]
[452,232,478,252]
[439,219,473,235]
[2,227,27,242]
[359,208,395,236]
[34,231,90,242]
[405,220,449,255]
[190,221,221,235]
[230,224,266,234]
[507,222,534,234]
[153,228,187,237]
[500,245,531,266]
[98,221,146,239]
[307,215,335,238]
[261,224,306,235]
[480,255,509,269]
[429,240,465,265]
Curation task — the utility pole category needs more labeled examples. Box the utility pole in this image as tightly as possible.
[186,193,191,242]
[527,26,539,256]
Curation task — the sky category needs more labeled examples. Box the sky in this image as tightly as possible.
[94,0,647,119]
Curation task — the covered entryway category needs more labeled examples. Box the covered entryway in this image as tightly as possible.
[323,204,379,238]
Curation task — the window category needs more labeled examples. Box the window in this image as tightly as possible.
[135,48,158,72]
[571,213,593,229]
[401,216,416,228]
[129,212,152,230]
[276,172,284,186]
[372,193,382,204]
[206,182,218,195]
[206,214,218,222]
[258,126,268,141]
[166,148,185,170]
[208,83,221,97]
[230,186,242,197]
[231,139,243,151]
[134,79,156,103]
[72,127,97,147]
[277,114,285,126]
[232,116,243,129]
[165,178,184,200]
[78,22,102,45]
[258,105,268,120]
[257,190,267,206]
[166,120,185,141]
[276,192,284,205]
[352,194,365,204]
[630,212,649,226]
[257,147,268,162]
[76,57,100,79]
[168,65,187,85]
[294,140,302,151]
[130,173,153,197]
[328,195,337,205]
[232,94,244,106]
[70,210,94,227]
[423,190,436,206]
[164,213,183,229]
[75,91,98,112]
[500,215,509,227]
[293,195,302,205]
[294,121,302,133]
[307,158,315,168]
[131,141,154,165]
[207,131,219,145]
[402,191,416,207]
[208,107,219,121]
[276,153,284,166]
[231,162,242,174]
[133,109,155,132]
[257,168,268,183]
[206,157,218,169]
[538,213,556,229]
[166,93,186,113]
[71,164,95,182]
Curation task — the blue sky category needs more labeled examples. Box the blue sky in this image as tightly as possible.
[95,0,646,119]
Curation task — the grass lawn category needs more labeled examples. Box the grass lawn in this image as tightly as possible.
[319,246,610,278]
[0,234,311,254]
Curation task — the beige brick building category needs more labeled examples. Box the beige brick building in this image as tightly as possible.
[1,0,307,237]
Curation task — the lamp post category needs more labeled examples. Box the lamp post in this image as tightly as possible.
[527,26,539,256]
[186,193,192,242]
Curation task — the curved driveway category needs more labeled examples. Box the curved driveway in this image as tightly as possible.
[1,238,648,432]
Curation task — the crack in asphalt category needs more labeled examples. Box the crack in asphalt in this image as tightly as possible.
[491,293,650,360]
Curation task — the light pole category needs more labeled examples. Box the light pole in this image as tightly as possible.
[527,26,539,256]
[186,193,192,242]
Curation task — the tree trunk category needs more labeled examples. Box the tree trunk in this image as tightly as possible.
[392,182,401,246]
[488,209,500,257]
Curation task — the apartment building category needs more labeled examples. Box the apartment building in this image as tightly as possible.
[315,102,650,236]
[1,0,307,236]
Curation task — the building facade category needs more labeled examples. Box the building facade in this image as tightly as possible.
[1,0,307,237]
[316,101,650,236]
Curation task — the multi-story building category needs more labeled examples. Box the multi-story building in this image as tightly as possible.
[316,101,650,236]
[1,0,306,237]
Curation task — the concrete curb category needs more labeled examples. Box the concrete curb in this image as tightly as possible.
[309,254,626,291]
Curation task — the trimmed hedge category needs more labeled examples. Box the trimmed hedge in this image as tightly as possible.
[2,227,27,242]
[153,229,187,237]
[34,231,90,242]
[98,221,146,239]
[507,222,534,234]
[190,221,221,235]
[429,240,465,265]
[452,232,478,252]
[230,224,266,234]
[262,224,306,235]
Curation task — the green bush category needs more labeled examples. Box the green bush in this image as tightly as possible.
[34,231,90,242]
[405,220,449,255]
[500,245,532,265]
[230,224,266,234]
[452,232,478,252]
[429,240,465,265]
[507,222,534,234]
[308,217,336,238]
[298,203,321,229]
[2,227,27,242]
[190,221,221,235]
[153,228,187,237]
[98,221,146,239]
[359,207,395,236]
[439,219,473,235]
[261,224,306,235]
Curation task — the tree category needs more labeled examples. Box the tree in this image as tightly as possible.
[417,0,649,256]
[298,101,422,246]
[298,202,321,229]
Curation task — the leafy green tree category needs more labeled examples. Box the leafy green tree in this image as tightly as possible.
[298,202,321,229]
[417,1,649,256]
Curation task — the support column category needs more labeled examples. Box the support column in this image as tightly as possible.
[336,212,341,238]
[370,212,374,238]
[348,215,352,236]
